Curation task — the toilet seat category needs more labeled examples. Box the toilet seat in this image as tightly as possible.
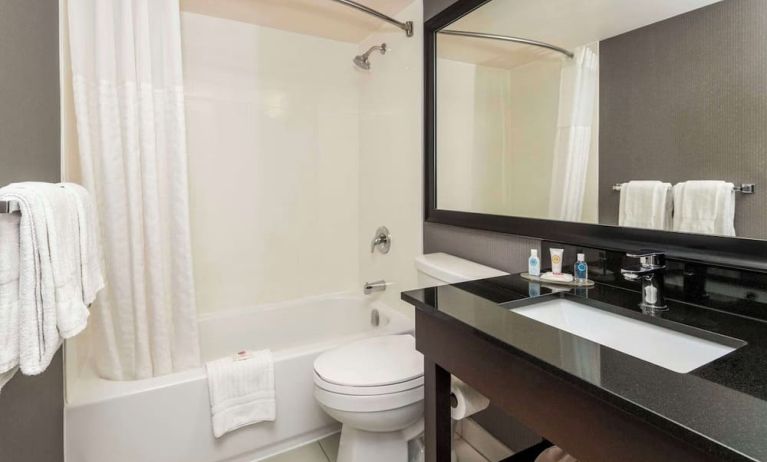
[313,334,424,389]
[314,371,424,396]
[313,335,425,413]
[314,382,424,413]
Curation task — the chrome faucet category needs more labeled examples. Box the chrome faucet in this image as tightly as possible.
[364,280,387,295]
[621,250,667,312]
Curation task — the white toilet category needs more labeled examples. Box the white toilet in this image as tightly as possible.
[313,253,507,462]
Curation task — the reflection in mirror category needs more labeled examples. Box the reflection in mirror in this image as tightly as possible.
[435,0,767,239]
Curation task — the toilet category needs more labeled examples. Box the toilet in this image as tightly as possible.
[313,253,507,462]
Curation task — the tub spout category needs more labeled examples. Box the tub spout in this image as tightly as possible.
[364,280,387,295]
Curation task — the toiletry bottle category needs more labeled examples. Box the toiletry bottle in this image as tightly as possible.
[574,253,588,284]
[528,249,540,277]
[550,248,564,274]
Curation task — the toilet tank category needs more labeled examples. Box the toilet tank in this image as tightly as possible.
[415,253,508,287]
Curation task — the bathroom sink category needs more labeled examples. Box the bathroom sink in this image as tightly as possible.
[510,299,742,373]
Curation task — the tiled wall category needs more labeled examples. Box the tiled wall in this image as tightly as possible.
[183,13,362,313]
[358,0,424,313]
[182,2,423,316]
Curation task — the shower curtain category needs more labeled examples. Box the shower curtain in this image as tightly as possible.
[548,43,599,222]
[67,0,200,379]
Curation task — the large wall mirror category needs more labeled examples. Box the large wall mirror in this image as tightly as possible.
[426,0,767,269]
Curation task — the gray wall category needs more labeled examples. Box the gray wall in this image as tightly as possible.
[424,222,538,274]
[599,0,767,239]
[424,0,460,20]
[0,1,63,461]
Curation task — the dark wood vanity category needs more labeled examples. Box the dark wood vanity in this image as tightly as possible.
[403,262,767,462]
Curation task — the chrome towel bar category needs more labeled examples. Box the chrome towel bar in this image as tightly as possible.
[612,183,755,194]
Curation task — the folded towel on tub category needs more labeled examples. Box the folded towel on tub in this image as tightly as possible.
[206,349,276,437]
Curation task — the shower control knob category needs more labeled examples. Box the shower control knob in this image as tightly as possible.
[370,226,391,254]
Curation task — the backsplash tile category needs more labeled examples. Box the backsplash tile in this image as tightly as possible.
[541,241,767,322]
[424,223,540,274]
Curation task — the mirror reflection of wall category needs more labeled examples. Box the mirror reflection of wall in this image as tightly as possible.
[435,0,767,240]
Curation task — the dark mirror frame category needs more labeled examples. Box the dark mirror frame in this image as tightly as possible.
[425,0,767,273]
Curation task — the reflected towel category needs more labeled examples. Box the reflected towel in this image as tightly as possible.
[535,446,578,462]
[672,181,736,236]
[618,181,673,230]
[206,350,276,438]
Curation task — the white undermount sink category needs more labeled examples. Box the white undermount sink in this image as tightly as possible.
[512,299,742,373]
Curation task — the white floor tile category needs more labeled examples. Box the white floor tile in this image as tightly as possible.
[318,433,341,461]
[261,442,329,462]
[455,437,490,462]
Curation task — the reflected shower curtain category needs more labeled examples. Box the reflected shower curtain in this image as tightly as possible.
[548,43,599,222]
[67,0,200,379]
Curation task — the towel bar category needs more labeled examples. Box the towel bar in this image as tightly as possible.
[612,183,755,194]
[0,200,20,214]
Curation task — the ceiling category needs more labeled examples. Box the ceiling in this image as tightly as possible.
[180,0,414,43]
[438,0,724,68]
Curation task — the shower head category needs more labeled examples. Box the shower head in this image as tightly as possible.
[353,43,387,70]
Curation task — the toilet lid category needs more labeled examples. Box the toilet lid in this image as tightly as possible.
[314,335,424,388]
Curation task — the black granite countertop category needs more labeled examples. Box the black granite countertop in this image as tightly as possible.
[402,275,767,462]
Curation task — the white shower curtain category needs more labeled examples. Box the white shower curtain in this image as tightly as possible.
[67,0,200,379]
[548,43,599,222]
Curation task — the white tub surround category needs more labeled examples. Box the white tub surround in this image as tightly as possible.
[65,294,412,462]
[67,0,199,380]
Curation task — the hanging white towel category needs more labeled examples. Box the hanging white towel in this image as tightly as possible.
[0,211,21,388]
[60,183,104,306]
[672,181,736,236]
[206,350,276,438]
[0,182,102,377]
[0,184,60,375]
[47,185,91,339]
[618,181,673,230]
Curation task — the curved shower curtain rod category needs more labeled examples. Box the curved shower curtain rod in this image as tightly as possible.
[329,0,414,37]
[439,30,574,59]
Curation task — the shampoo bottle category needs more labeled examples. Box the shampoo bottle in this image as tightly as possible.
[528,249,541,277]
[574,253,588,284]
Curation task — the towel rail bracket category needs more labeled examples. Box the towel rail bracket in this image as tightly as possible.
[0,200,20,214]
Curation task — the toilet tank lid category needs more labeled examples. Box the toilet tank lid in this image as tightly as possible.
[415,253,508,284]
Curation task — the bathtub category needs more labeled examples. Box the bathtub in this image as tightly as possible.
[64,293,413,462]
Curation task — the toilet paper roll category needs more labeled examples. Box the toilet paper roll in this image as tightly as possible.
[450,378,489,420]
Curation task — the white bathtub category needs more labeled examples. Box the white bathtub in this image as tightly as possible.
[64,294,413,462]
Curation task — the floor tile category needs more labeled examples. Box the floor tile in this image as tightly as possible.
[318,433,341,461]
[455,437,490,462]
[261,442,329,462]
